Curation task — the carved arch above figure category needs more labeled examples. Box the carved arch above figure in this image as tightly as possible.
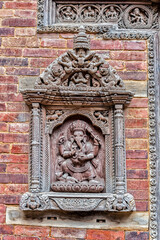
[35,26,124,91]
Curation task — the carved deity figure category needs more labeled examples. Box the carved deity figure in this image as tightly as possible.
[129,8,147,25]
[55,120,103,186]
[60,6,76,21]
[105,6,118,21]
[83,6,96,21]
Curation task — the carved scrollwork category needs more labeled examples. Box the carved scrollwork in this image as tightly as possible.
[53,198,103,211]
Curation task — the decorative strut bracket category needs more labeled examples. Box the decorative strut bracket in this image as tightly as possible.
[20,26,135,212]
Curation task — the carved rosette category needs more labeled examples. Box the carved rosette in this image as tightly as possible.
[20,27,135,212]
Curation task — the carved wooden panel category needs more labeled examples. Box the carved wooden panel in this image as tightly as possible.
[37,1,159,32]
[20,27,135,213]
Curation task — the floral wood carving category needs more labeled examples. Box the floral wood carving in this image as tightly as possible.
[20,26,135,213]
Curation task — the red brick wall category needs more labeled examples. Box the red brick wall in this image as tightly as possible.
[0,1,149,239]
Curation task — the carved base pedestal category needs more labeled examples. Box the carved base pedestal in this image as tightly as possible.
[20,192,136,212]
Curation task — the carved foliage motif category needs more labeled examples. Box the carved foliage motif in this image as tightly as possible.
[37,1,159,32]
[35,26,124,89]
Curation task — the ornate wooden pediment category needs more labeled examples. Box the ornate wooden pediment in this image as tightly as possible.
[20,27,135,213]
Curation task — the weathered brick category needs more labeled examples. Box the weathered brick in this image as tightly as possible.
[3,236,39,240]
[0,174,28,184]
[4,2,37,10]
[126,129,148,138]
[125,119,148,128]
[0,103,6,111]
[2,37,26,47]
[118,71,147,81]
[30,58,53,68]
[0,215,5,223]
[15,28,36,37]
[0,2,3,9]
[1,133,29,143]
[11,145,29,154]
[129,190,149,200]
[0,58,28,67]
[90,40,123,50]
[2,18,36,27]
[127,170,148,179]
[15,226,50,238]
[2,184,28,195]
[0,194,20,204]
[125,231,149,240]
[0,144,10,153]
[124,41,146,50]
[0,48,22,57]
[51,227,86,238]
[107,60,125,70]
[129,98,148,108]
[126,160,147,169]
[0,113,29,123]
[23,48,57,58]
[0,123,7,132]
[15,10,37,18]
[126,62,147,71]
[0,225,14,234]
[7,163,28,173]
[41,39,66,48]
[60,33,74,39]
[0,84,17,93]
[26,37,40,48]
[0,154,28,163]
[0,164,6,172]
[110,51,147,61]
[0,10,14,17]
[87,230,124,240]
[126,150,148,159]
[125,109,148,118]
[0,28,14,36]
[0,67,5,75]
[127,180,149,190]
[7,103,29,112]
[9,123,29,133]
[0,93,23,102]
[0,204,6,214]
[6,67,40,76]
[0,76,18,84]
[136,201,148,211]
[126,139,148,149]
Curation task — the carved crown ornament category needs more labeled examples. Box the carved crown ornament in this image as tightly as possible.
[20,27,136,212]
[37,1,159,33]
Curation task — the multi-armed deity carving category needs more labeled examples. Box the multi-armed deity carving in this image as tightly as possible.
[35,26,124,90]
[51,120,105,193]
[20,26,136,213]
